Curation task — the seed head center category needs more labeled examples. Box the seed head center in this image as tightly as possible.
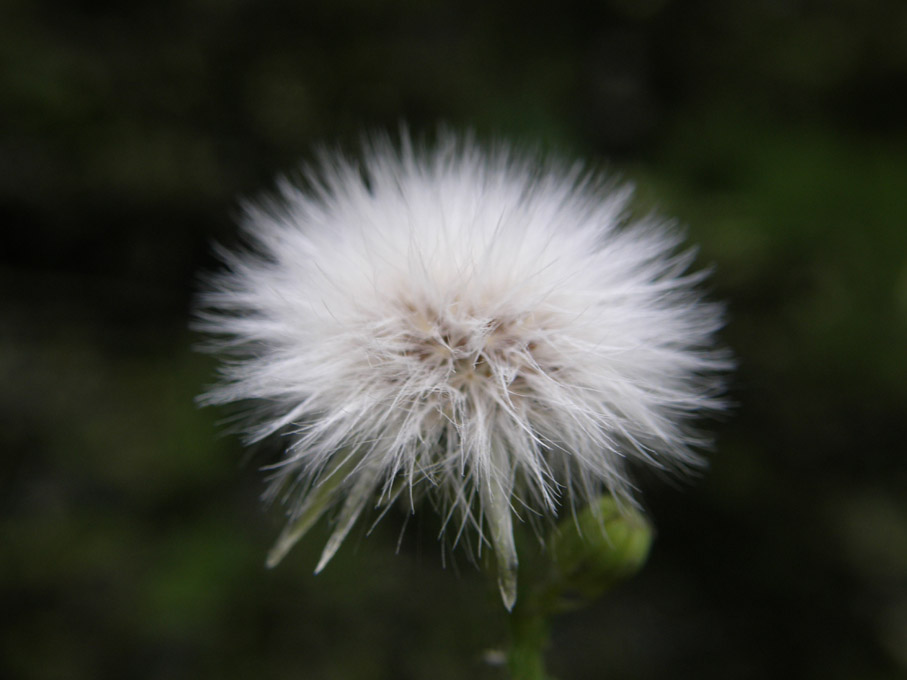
[396,302,538,394]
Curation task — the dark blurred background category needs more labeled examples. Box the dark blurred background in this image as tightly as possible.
[2,0,906,678]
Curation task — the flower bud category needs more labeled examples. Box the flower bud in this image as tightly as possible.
[547,496,653,606]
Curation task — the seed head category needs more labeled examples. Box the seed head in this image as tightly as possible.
[196,133,730,609]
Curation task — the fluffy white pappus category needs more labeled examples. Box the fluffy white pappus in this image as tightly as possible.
[195,133,731,609]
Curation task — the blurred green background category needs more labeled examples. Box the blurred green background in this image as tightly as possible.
[3,0,906,678]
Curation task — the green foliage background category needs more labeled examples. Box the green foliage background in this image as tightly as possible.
[3,1,906,678]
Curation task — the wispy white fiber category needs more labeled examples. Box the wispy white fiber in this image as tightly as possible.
[196,132,731,609]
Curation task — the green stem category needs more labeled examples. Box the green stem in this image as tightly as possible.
[507,605,551,680]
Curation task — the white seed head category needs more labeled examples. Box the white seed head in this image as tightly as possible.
[196,133,730,608]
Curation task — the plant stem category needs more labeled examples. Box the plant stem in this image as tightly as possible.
[508,605,551,680]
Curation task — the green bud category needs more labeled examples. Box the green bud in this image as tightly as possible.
[546,496,653,608]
